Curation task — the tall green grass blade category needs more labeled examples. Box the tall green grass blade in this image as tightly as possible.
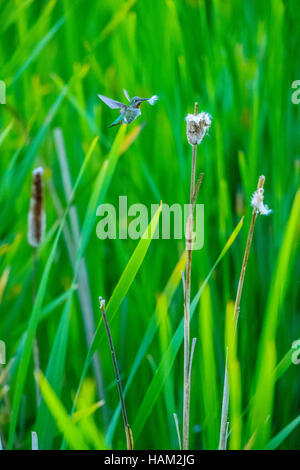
[3,0,58,79]
[0,120,14,146]
[95,0,136,45]
[72,202,162,417]
[198,283,219,449]
[10,16,65,87]
[250,190,300,448]
[132,218,244,441]
[75,125,126,262]
[249,339,276,449]
[266,415,300,450]
[225,301,242,450]
[258,190,300,351]
[10,86,68,197]
[36,371,88,450]
[54,126,106,414]
[7,136,98,449]
[105,251,187,446]
[35,294,72,449]
[274,337,300,380]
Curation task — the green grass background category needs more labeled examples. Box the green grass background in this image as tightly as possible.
[0,0,299,450]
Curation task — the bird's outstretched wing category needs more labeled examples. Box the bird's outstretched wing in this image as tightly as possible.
[98,94,125,109]
[123,89,131,102]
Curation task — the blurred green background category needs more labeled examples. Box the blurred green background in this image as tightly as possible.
[0,0,299,450]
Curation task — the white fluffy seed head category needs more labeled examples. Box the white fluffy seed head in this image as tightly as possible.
[148,95,158,106]
[33,166,43,176]
[99,296,106,310]
[251,188,272,215]
[186,112,211,146]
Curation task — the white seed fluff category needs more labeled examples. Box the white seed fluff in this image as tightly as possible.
[33,166,44,176]
[99,297,106,310]
[251,188,272,215]
[148,95,159,106]
[186,112,211,145]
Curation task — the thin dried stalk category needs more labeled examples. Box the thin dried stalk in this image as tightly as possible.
[218,175,265,450]
[183,102,199,450]
[173,413,182,450]
[99,297,133,450]
[219,348,229,450]
[31,431,39,450]
[233,175,265,332]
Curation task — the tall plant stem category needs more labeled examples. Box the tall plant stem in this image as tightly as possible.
[218,175,265,450]
[183,102,199,450]
[99,298,133,450]
[33,247,41,407]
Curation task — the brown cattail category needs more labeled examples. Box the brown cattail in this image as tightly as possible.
[28,167,46,247]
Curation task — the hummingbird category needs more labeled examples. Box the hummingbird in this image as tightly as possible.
[98,89,158,127]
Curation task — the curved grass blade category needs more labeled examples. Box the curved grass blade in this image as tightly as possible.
[51,73,110,149]
[9,17,66,87]
[233,335,300,429]
[105,251,187,446]
[75,125,126,263]
[95,0,136,45]
[257,190,300,356]
[198,283,220,449]
[71,203,162,419]
[274,337,300,380]
[3,0,58,79]
[35,371,88,450]
[12,86,68,195]
[250,190,300,448]
[266,415,300,450]
[7,137,98,449]
[55,125,142,448]
[35,294,72,449]
[0,121,14,147]
[72,400,105,424]
[13,286,77,339]
[0,88,68,237]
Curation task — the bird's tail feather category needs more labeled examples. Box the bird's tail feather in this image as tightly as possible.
[109,115,124,128]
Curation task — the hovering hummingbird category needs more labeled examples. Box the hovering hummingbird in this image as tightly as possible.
[98,89,158,127]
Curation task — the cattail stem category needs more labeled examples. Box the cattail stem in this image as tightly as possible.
[218,175,265,450]
[233,175,265,332]
[99,298,133,450]
[32,228,41,408]
[183,102,199,450]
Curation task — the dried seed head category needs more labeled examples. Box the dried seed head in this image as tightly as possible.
[186,112,211,146]
[250,187,272,215]
[28,167,46,247]
[99,296,106,310]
